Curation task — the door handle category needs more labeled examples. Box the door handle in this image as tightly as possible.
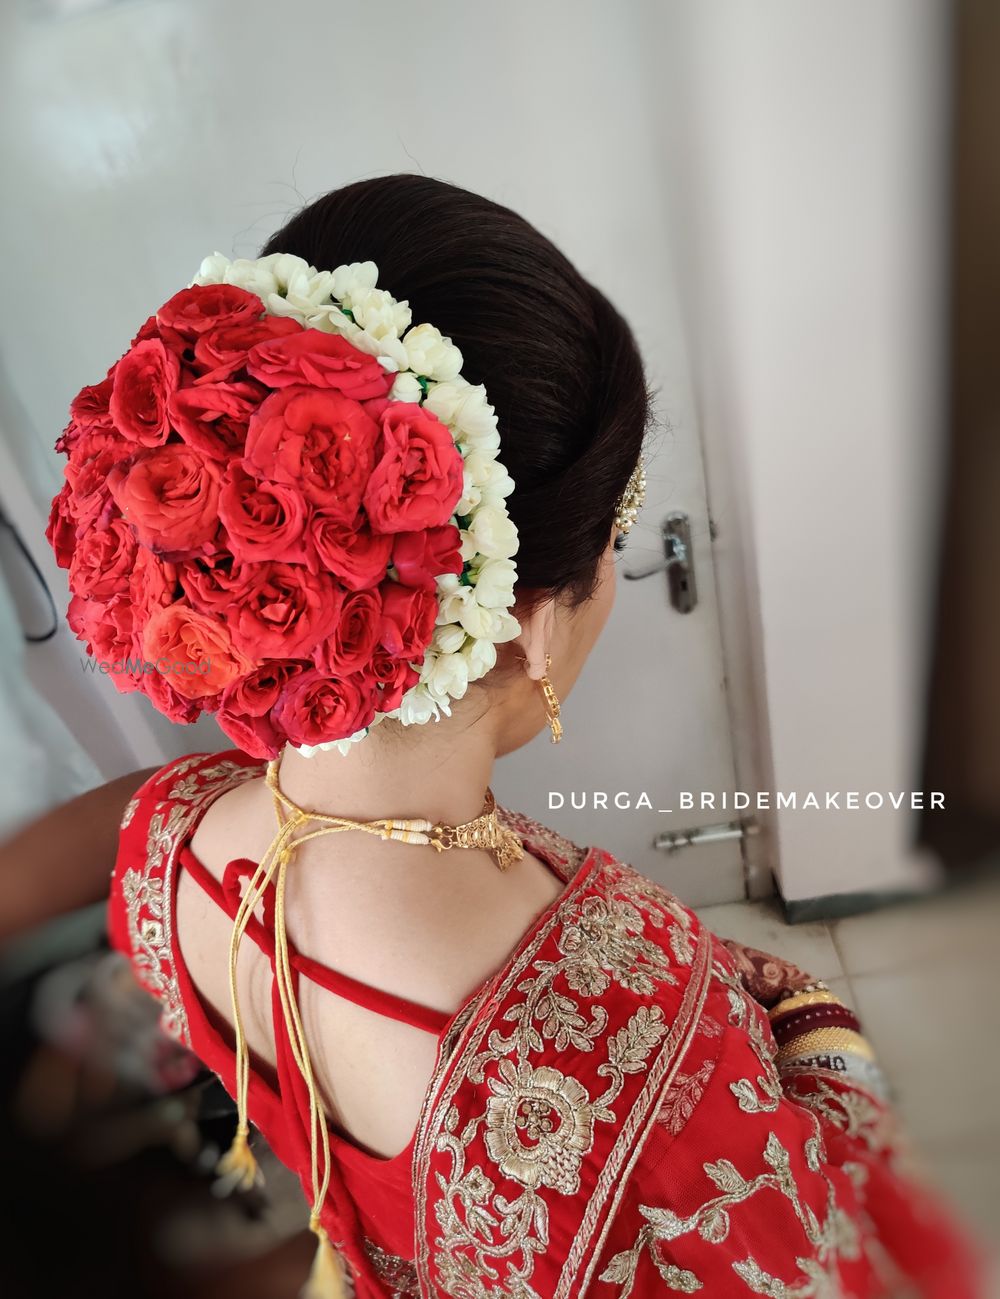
[623,512,697,613]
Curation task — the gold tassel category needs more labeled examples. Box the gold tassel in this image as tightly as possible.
[300,1220,350,1299]
[215,1122,263,1195]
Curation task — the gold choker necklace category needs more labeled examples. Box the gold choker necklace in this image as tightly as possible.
[266,772,525,874]
[216,759,523,1298]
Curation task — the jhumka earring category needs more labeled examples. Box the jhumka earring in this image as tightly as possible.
[539,654,563,744]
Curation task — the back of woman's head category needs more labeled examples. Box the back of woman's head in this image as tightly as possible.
[261,174,650,605]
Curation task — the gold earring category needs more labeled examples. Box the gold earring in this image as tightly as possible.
[539,654,563,744]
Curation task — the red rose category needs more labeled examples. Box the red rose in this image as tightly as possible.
[246,330,393,400]
[143,668,203,724]
[109,445,222,554]
[244,386,379,515]
[142,604,252,699]
[229,562,339,659]
[217,661,307,759]
[130,547,179,620]
[363,403,463,534]
[70,374,115,433]
[64,437,125,529]
[46,484,77,569]
[179,553,259,614]
[130,315,160,347]
[109,339,181,446]
[312,589,381,674]
[215,706,282,759]
[272,669,378,748]
[392,525,463,589]
[156,284,263,344]
[68,518,136,601]
[370,650,420,711]
[218,464,308,563]
[193,315,303,382]
[168,380,264,459]
[308,510,392,589]
[378,582,438,659]
[68,593,139,689]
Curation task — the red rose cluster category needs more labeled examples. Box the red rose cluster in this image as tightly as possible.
[47,284,465,755]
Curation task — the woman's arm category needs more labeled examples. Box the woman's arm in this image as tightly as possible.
[0,768,159,944]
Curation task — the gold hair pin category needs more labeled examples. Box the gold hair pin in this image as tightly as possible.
[614,458,646,535]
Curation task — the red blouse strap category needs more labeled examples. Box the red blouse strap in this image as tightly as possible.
[179,846,452,1036]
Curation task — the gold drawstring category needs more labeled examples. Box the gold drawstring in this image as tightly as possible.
[216,760,522,1297]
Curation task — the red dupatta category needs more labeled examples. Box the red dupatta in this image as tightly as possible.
[411,844,986,1298]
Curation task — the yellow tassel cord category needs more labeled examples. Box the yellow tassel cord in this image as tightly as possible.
[217,760,510,1296]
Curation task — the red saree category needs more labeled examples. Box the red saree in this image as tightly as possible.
[109,752,985,1298]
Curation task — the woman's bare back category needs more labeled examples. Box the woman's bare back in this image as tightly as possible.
[178,775,565,1159]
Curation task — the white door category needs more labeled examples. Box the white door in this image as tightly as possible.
[0,0,748,905]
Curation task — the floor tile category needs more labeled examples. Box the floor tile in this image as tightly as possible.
[830,875,1000,978]
[695,898,844,981]
[849,961,1000,1148]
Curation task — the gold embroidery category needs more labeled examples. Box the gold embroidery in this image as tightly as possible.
[781,1074,895,1155]
[655,1058,717,1137]
[122,756,261,1046]
[485,1060,597,1194]
[363,1237,420,1296]
[414,852,713,1299]
[120,795,140,829]
[600,1130,860,1297]
[495,805,588,883]
[711,954,784,1116]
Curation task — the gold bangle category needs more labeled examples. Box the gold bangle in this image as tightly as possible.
[775,1027,875,1065]
[768,989,845,1020]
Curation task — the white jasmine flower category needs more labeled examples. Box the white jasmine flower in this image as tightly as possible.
[426,651,469,702]
[467,505,518,560]
[463,637,498,680]
[398,685,439,727]
[331,260,379,307]
[472,558,517,610]
[352,287,411,338]
[389,370,424,403]
[403,323,463,381]
[432,624,467,654]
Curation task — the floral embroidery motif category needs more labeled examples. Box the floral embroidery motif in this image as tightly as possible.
[599,1131,860,1297]
[781,1073,895,1156]
[120,755,262,1046]
[485,1060,597,1194]
[711,954,784,1116]
[416,849,711,1299]
[120,795,140,829]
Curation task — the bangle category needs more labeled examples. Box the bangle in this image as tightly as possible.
[775,1026,876,1066]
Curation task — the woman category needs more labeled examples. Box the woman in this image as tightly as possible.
[25,175,983,1296]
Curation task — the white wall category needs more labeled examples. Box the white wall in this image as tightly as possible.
[655,0,949,901]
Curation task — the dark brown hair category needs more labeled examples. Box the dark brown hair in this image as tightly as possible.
[262,174,650,604]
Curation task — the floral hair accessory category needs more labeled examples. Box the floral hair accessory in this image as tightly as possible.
[48,253,521,757]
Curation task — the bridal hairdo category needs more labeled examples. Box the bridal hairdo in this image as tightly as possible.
[48,174,652,756]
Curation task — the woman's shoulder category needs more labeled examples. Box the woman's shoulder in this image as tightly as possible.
[119,749,266,829]
[107,749,266,1033]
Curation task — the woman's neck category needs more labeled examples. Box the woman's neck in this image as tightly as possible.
[275,710,499,828]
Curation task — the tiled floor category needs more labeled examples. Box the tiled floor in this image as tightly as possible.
[698,873,1000,1281]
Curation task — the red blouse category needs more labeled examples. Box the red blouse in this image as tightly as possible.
[108,748,578,1295]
